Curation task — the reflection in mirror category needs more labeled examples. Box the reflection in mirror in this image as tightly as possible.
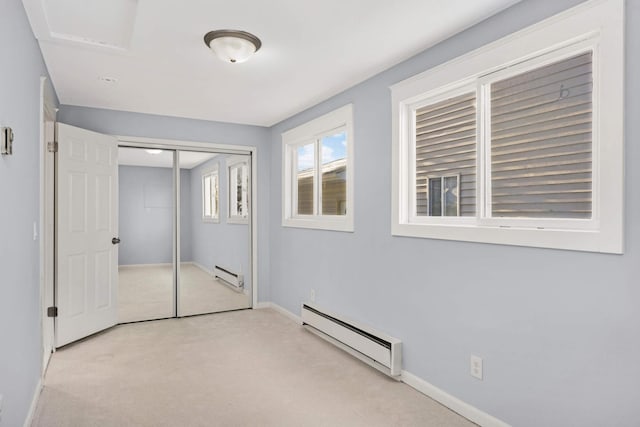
[179,152,252,316]
[117,147,176,322]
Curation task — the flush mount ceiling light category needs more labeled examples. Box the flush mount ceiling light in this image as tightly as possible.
[145,149,163,155]
[204,30,262,64]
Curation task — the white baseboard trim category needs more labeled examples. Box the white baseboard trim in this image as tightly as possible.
[42,347,52,376]
[260,300,508,427]
[255,302,302,324]
[23,378,43,427]
[401,370,510,427]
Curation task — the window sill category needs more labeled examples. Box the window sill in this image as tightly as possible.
[228,217,248,225]
[283,216,354,233]
[391,222,622,254]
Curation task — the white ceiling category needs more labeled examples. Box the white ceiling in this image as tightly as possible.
[118,147,218,169]
[22,0,519,126]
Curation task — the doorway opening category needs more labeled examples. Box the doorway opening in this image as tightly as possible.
[44,125,259,350]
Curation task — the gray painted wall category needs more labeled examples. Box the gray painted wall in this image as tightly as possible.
[0,1,57,426]
[57,106,270,302]
[189,155,252,291]
[118,166,192,265]
[268,1,639,426]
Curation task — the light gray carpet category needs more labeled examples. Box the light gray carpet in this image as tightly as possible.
[118,264,251,323]
[33,309,475,427]
[179,264,251,317]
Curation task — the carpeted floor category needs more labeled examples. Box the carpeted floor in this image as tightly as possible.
[118,263,251,323]
[32,308,475,427]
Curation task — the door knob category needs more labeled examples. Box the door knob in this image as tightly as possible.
[112,237,121,245]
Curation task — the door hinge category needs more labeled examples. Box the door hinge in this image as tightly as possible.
[47,306,58,317]
[47,141,58,153]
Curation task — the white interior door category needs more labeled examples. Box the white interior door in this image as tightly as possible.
[56,123,118,347]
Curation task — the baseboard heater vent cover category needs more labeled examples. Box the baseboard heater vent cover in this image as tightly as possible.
[213,265,244,290]
[301,304,402,378]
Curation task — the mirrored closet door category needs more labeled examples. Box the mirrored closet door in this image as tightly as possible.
[117,147,176,323]
[116,146,253,324]
[178,151,252,316]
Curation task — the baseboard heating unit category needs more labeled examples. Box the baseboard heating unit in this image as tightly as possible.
[301,304,402,378]
[213,265,244,290]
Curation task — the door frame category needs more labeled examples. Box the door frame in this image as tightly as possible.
[39,76,57,374]
[116,136,260,310]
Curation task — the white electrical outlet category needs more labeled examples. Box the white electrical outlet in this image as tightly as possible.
[310,289,316,302]
[470,355,483,380]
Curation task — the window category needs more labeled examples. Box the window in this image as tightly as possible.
[488,53,593,221]
[202,167,219,222]
[282,104,354,231]
[227,157,249,224]
[391,0,623,253]
[426,175,460,217]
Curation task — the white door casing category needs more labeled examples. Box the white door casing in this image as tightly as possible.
[40,75,57,372]
[42,120,55,366]
[56,123,118,347]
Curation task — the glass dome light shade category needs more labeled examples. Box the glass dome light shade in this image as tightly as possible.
[204,30,262,64]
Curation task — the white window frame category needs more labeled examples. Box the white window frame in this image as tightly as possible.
[282,104,354,232]
[408,81,479,227]
[227,156,249,224]
[202,166,219,223]
[391,0,624,253]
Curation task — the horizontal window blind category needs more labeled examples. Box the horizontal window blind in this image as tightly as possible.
[490,52,593,219]
[415,92,476,216]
